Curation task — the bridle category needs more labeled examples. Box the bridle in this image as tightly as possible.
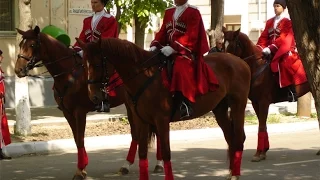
[17,34,42,72]
[226,35,271,84]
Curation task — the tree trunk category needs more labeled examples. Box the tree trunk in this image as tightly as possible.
[134,14,146,49]
[208,0,224,48]
[115,3,122,35]
[14,0,32,136]
[287,1,320,124]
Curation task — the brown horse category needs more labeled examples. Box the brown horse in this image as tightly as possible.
[76,37,251,180]
[223,29,315,162]
[14,26,163,179]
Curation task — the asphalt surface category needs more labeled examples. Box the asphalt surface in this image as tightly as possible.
[1,125,320,180]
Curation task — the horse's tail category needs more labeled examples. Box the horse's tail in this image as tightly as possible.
[147,124,157,150]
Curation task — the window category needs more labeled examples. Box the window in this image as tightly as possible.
[0,0,14,31]
[226,24,241,31]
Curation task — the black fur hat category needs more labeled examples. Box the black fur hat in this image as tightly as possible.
[274,0,286,9]
[0,49,2,55]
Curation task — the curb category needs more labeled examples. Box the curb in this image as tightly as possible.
[5,120,319,157]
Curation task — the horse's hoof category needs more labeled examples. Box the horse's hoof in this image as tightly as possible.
[260,154,266,160]
[251,154,266,162]
[316,150,320,156]
[226,175,240,180]
[72,175,86,180]
[153,165,164,173]
[118,167,130,175]
[73,169,87,180]
[251,155,261,162]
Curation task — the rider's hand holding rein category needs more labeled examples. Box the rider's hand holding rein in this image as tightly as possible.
[160,46,176,56]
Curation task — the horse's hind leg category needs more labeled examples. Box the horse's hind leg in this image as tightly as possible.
[212,98,236,179]
[63,110,88,180]
[252,101,270,162]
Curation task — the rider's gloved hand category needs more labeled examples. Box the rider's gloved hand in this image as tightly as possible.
[77,50,83,58]
[149,46,157,51]
[262,47,271,57]
[160,46,176,56]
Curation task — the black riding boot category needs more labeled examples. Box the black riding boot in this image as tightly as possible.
[95,100,110,112]
[175,92,193,119]
[0,148,12,160]
[287,85,297,102]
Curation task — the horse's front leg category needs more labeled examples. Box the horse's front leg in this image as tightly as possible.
[67,109,88,180]
[119,104,138,175]
[252,101,270,162]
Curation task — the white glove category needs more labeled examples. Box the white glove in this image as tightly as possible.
[149,46,157,51]
[77,50,83,58]
[262,47,271,56]
[160,46,176,56]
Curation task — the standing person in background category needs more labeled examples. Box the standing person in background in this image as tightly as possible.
[74,0,119,112]
[0,49,12,160]
[208,38,224,53]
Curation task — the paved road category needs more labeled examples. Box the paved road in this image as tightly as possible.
[1,128,320,180]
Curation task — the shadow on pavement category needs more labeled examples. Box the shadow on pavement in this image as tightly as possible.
[1,148,320,180]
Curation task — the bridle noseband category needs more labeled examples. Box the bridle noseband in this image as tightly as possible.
[17,34,42,72]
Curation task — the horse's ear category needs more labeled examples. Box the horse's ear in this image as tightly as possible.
[34,26,40,35]
[16,28,24,35]
[233,28,241,39]
[75,38,86,49]
[222,26,227,33]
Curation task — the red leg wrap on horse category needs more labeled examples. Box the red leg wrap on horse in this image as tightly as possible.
[257,132,269,151]
[164,161,174,180]
[126,140,138,164]
[264,132,270,151]
[77,147,88,170]
[156,137,162,160]
[139,159,149,180]
[232,151,243,176]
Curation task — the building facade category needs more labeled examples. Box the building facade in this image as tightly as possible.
[0,0,278,108]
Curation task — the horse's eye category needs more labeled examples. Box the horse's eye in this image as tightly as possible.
[30,44,35,48]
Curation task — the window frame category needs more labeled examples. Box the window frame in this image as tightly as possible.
[0,0,17,36]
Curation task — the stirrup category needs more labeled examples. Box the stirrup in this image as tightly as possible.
[180,101,191,119]
[288,90,297,102]
[96,101,110,112]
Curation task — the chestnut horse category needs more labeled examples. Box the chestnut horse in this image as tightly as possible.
[14,26,163,179]
[76,37,251,180]
[223,29,316,161]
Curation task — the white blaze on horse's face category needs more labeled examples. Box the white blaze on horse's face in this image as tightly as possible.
[225,40,229,50]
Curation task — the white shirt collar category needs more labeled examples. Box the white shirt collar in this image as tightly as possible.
[176,1,189,10]
[275,12,285,20]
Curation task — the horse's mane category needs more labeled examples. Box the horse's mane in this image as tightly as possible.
[237,32,261,59]
[90,38,148,63]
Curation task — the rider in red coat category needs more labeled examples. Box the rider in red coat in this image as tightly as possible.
[150,0,219,119]
[256,0,307,102]
[74,0,119,112]
[0,50,11,160]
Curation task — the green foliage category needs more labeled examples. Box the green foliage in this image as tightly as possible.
[106,0,174,32]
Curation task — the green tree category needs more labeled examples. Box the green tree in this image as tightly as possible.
[107,0,173,48]
[286,0,320,154]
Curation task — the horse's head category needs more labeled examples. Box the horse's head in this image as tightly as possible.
[15,26,42,77]
[223,28,246,58]
[76,38,108,104]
